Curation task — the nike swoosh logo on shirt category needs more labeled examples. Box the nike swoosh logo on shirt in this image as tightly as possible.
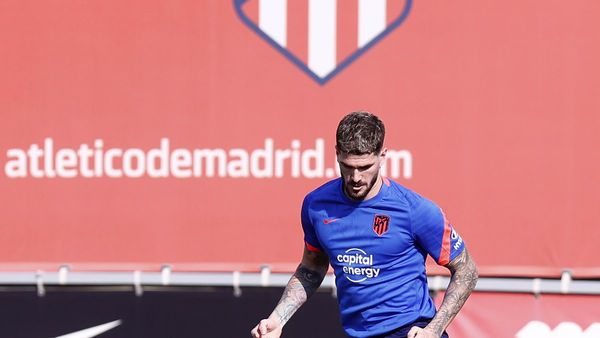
[54,319,122,338]
[323,218,340,224]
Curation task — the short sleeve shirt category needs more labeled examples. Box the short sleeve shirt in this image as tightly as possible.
[301,178,465,337]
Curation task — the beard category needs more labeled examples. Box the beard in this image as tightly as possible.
[344,174,379,200]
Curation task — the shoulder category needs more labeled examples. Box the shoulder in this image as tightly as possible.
[385,178,419,205]
[385,178,439,212]
[304,178,342,204]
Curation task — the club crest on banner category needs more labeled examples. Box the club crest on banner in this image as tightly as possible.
[234,0,412,84]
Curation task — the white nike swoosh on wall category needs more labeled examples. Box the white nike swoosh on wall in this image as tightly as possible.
[53,319,122,338]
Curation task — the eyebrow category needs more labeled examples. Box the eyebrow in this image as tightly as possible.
[340,162,374,170]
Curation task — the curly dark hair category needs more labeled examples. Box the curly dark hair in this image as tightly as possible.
[335,111,385,155]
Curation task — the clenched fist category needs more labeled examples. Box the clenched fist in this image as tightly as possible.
[251,318,283,338]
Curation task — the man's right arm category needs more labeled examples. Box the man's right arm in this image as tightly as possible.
[251,247,329,338]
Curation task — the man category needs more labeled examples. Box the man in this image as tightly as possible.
[251,111,478,338]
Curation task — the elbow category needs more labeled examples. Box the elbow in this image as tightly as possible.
[471,259,479,278]
[469,261,479,290]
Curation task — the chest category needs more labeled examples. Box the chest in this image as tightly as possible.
[310,202,414,258]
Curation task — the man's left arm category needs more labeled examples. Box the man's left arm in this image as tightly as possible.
[409,248,479,338]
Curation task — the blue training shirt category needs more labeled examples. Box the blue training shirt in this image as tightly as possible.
[301,177,465,338]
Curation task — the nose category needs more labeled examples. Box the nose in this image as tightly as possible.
[351,169,361,183]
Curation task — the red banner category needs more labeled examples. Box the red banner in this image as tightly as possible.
[442,293,600,338]
[1,1,599,275]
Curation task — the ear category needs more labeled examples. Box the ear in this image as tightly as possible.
[378,148,387,168]
[380,148,387,158]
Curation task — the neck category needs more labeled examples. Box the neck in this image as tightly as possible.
[364,175,383,200]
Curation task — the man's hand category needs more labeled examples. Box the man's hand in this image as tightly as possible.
[250,248,329,338]
[407,326,439,338]
[250,318,283,338]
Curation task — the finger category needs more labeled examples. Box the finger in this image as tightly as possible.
[407,326,420,338]
[250,325,259,337]
[259,319,269,334]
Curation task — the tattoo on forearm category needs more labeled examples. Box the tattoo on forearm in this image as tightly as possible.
[427,249,479,336]
[272,263,326,326]
[295,265,324,297]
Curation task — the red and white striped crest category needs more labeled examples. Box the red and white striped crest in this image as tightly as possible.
[235,0,412,84]
[372,214,390,236]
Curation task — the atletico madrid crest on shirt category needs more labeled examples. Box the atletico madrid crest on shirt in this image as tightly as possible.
[372,214,390,236]
[234,0,413,84]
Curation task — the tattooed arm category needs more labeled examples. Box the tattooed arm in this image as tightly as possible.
[251,247,329,338]
[408,248,479,338]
